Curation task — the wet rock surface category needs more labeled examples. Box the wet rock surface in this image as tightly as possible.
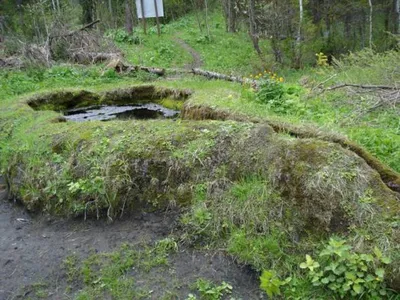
[64,103,179,122]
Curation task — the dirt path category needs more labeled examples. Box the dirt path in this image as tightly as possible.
[174,37,203,70]
[0,180,262,299]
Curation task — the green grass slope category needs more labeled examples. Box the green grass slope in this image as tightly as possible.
[0,13,399,299]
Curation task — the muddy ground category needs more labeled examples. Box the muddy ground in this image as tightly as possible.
[174,38,203,70]
[0,179,262,300]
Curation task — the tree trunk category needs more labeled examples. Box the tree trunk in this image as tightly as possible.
[294,0,303,68]
[191,0,203,33]
[249,0,261,55]
[395,0,400,34]
[368,0,373,48]
[51,0,56,11]
[108,0,114,27]
[222,0,237,32]
[125,0,133,34]
[204,0,211,38]
[80,0,95,25]
[0,15,4,42]
[16,0,23,25]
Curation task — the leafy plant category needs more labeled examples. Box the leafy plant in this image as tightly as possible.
[300,238,393,298]
[255,78,305,114]
[106,28,141,44]
[316,52,328,67]
[194,279,232,300]
[260,269,291,298]
[256,78,286,104]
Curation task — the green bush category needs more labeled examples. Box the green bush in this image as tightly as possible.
[256,78,286,104]
[254,74,305,114]
[105,29,141,45]
[300,238,393,299]
[259,270,291,298]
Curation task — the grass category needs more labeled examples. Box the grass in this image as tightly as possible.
[179,173,400,298]
[61,239,177,299]
[1,11,399,300]
[106,12,400,172]
[115,30,192,68]
[108,12,269,75]
[58,239,239,300]
[1,65,399,299]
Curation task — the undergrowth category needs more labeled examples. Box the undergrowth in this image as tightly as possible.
[63,239,177,299]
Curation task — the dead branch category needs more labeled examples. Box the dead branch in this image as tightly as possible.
[0,57,24,68]
[312,74,337,91]
[326,83,399,91]
[49,19,100,39]
[71,51,122,64]
[105,58,165,76]
[338,86,400,126]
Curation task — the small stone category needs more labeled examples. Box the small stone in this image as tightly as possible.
[16,218,29,223]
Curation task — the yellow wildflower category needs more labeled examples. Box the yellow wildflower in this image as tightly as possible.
[279,77,284,82]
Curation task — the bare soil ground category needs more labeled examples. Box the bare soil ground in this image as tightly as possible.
[174,38,203,70]
[0,180,262,299]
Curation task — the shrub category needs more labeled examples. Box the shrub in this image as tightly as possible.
[260,270,291,298]
[300,238,393,298]
[256,78,286,104]
[253,72,305,114]
[105,29,141,45]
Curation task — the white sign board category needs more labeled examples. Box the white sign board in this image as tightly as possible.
[136,0,164,18]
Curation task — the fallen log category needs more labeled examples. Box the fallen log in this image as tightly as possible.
[326,83,399,91]
[71,51,122,64]
[138,66,165,76]
[105,58,165,76]
[192,68,243,83]
[191,68,258,88]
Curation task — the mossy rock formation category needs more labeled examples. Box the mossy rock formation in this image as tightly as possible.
[182,103,400,193]
[1,86,399,290]
[27,85,192,112]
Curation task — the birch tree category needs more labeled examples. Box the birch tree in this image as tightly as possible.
[395,0,400,33]
[368,0,373,47]
[295,0,304,68]
[222,0,237,32]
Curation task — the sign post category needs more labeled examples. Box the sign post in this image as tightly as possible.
[136,0,164,36]
[140,0,147,34]
[153,0,161,36]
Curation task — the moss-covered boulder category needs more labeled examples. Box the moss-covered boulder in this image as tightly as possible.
[1,86,399,292]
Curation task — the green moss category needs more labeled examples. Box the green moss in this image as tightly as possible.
[1,76,399,297]
[25,86,192,112]
[156,98,185,111]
